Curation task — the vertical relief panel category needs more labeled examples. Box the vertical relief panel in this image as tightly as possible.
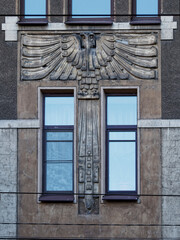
[78,100,100,214]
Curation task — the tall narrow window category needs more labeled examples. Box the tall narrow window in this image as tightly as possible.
[40,95,74,202]
[67,0,113,24]
[131,0,160,24]
[103,94,138,200]
[20,0,47,24]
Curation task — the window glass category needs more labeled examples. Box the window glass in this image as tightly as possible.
[109,131,136,141]
[107,96,137,126]
[72,0,111,18]
[25,0,46,19]
[43,95,74,195]
[47,132,73,141]
[46,142,73,161]
[136,0,158,15]
[46,163,73,191]
[109,141,136,191]
[45,97,74,126]
[106,94,137,195]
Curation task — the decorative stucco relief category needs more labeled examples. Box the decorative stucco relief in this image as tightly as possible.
[21,32,158,98]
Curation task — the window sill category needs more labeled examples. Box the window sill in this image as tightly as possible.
[130,19,161,25]
[39,194,74,202]
[65,20,113,25]
[102,195,139,201]
[17,21,48,26]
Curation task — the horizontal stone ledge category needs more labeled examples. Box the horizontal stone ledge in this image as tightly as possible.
[0,120,40,129]
[138,119,180,128]
[1,119,180,129]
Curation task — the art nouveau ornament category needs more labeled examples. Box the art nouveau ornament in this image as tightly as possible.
[21,32,158,98]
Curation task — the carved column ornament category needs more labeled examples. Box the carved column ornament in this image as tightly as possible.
[21,32,158,98]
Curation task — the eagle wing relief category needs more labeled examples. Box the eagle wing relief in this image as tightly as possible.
[21,33,158,81]
[21,34,81,81]
[94,33,158,80]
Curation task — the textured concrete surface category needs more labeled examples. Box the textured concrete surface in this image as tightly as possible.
[162,1,180,118]
[50,0,63,22]
[162,128,180,239]
[0,16,17,119]
[0,129,17,238]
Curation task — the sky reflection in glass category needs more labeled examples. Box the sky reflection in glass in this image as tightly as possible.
[25,0,46,18]
[46,163,73,191]
[109,142,136,191]
[72,0,110,18]
[109,132,136,141]
[136,0,158,15]
[107,96,137,126]
[45,97,74,126]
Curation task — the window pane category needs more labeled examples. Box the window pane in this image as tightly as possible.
[47,132,73,141]
[46,163,73,191]
[136,0,158,15]
[25,0,46,19]
[46,142,73,161]
[45,97,74,126]
[109,131,136,141]
[72,0,110,18]
[109,142,136,191]
[107,96,137,125]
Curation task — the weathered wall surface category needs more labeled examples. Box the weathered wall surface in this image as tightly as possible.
[162,0,180,118]
[17,73,162,239]
[0,129,17,238]
[0,0,17,119]
[162,128,180,239]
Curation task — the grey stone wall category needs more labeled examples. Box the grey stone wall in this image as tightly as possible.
[0,129,17,238]
[161,0,180,119]
[0,0,17,119]
[162,128,180,239]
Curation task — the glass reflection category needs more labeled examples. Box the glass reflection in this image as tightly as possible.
[45,97,74,126]
[46,142,73,161]
[47,132,73,141]
[109,142,136,191]
[107,96,137,125]
[109,131,136,141]
[25,0,46,18]
[72,0,110,18]
[46,163,73,191]
[136,0,158,15]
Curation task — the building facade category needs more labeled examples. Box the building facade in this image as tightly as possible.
[0,0,180,239]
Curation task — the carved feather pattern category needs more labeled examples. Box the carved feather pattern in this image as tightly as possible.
[21,33,158,81]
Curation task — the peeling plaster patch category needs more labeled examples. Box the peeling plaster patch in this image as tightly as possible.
[1,16,177,41]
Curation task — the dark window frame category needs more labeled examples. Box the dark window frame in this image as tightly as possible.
[103,93,138,201]
[39,94,74,202]
[18,0,48,25]
[131,0,161,25]
[66,0,114,24]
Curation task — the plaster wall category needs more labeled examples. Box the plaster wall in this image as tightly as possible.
[0,129,17,238]
[17,76,162,238]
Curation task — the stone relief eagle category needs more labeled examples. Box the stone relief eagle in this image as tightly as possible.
[21,33,158,81]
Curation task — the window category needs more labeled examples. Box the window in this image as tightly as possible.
[67,0,113,24]
[20,0,48,24]
[103,94,138,200]
[131,0,161,24]
[39,94,74,202]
